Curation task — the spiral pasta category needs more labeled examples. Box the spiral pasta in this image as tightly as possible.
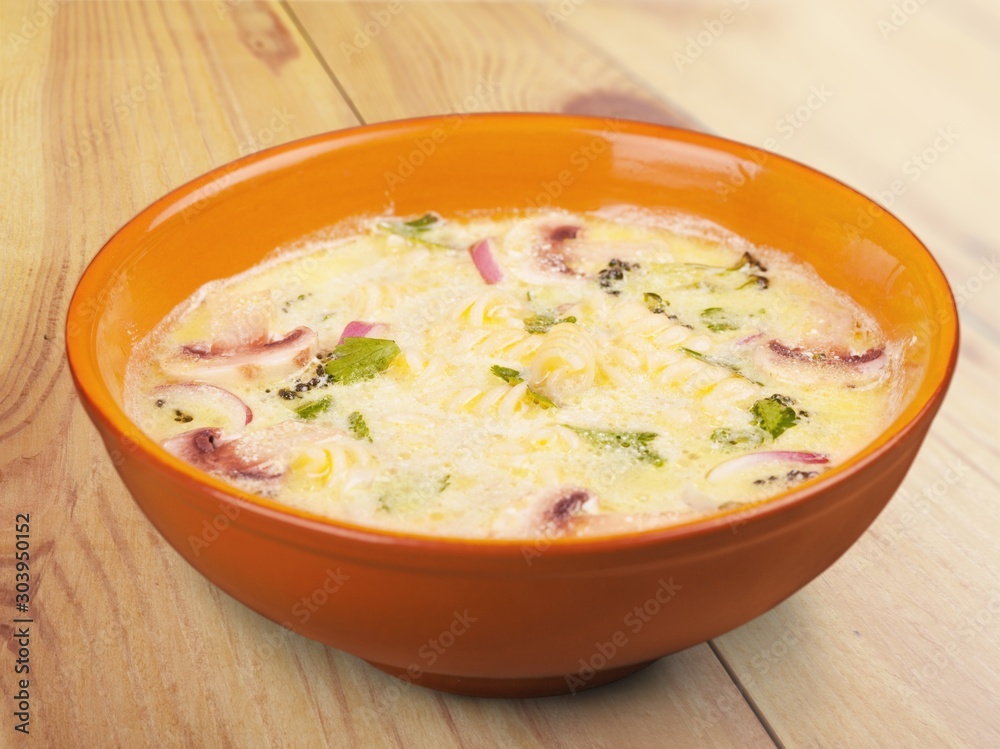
[130,207,899,540]
[287,437,377,492]
[527,322,598,404]
[453,289,528,327]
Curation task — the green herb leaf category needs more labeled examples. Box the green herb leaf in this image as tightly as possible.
[348,410,372,441]
[700,307,738,332]
[738,275,769,290]
[597,259,639,295]
[751,395,799,439]
[295,396,332,420]
[376,213,451,249]
[565,426,664,466]
[403,213,439,230]
[526,387,557,409]
[680,347,763,386]
[524,314,577,334]
[710,427,763,448]
[491,365,524,385]
[324,338,401,384]
[644,292,669,314]
[729,251,767,272]
[438,474,451,492]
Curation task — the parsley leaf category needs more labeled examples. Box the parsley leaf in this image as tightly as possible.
[680,347,762,385]
[738,275,769,290]
[644,292,669,314]
[348,411,372,441]
[491,365,523,384]
[729,251,767,272]
[566,426,664,466]
[295,396,332,420]
[751,395,799,439]
[524,314,577,334]
[376,213,451,248]
[526,387,556,409]
[402,213,439,230]
[710,427,763,448]
[324,338,401,384]
[700,307,738,332]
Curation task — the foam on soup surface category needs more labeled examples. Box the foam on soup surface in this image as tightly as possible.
[125,208,903,538]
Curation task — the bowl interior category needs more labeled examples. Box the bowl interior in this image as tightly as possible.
[67,114,958,535]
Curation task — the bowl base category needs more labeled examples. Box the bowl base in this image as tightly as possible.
[364,658,659,698]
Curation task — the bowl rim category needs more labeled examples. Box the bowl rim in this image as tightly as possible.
[65,112,960,559]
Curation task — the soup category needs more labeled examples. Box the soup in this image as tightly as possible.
[125,208,902,539]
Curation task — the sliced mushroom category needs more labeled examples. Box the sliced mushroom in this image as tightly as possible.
[502,214,662,286]
[162,427,283,480]
[493,486,696,539]
[162,421,344,482]
[502,214,585,286]
[173,326,319,385]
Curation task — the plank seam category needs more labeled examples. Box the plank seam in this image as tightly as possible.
[279,0,367,126]
[542,2,708,131]
[708,640,786,749]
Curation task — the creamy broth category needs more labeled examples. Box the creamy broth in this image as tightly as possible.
[125,209,902,539]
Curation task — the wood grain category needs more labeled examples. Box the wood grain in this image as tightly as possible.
[2,0,998,746]
[284,0,700,127]
[0,0,354,745]
[560,1,1000,746]
[0,1,762,746]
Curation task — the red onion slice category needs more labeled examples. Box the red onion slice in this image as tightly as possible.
[707,451,829,483]
[768,339,884,366]
[337,321,389,345]
[162,422,345,481]
[469,238,504,284]
[735,332,764,347]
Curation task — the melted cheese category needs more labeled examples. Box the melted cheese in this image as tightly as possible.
[125,209,904,539]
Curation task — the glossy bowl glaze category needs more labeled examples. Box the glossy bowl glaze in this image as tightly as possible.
[66,114,957,697]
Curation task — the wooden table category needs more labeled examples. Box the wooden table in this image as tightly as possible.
[2,1,998,746]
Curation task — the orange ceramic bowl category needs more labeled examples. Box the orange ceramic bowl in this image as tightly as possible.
[66,114,957,697]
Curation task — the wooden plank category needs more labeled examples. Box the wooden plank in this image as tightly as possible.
[0,0,358,464]
[284,0,699,126]
[0,1,357,745]
[0,1,774,746]
[561,0,1000,337]
[559,2,1000,746]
